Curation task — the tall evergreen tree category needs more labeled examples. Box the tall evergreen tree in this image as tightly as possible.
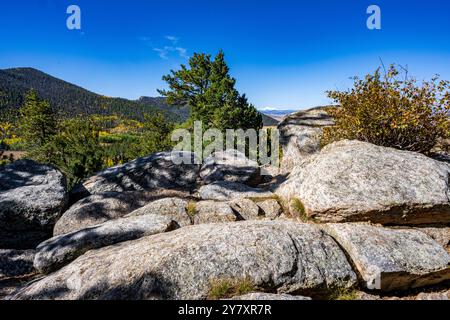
[159,50,262,131]
[19,89,57,149]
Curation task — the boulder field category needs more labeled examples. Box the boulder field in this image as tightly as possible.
[1,111,449,300]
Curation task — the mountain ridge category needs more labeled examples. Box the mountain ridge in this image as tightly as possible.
[0,67,278,125]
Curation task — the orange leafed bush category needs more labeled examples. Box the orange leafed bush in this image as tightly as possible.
[322,65,450,154]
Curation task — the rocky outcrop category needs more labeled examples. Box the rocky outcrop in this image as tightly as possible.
[35,215,178,274]
[322,223,450,291]
[276,140,450,225]
[200,150,260,185]
[230,293,311,300]
[13,221,357,300]
[0,249,36,279]
[126,197,192,227]
[278,107,334,173]
[0,160,68,249]
[199,181,275,201]
[76,152,200,196]
[192,201,239,224]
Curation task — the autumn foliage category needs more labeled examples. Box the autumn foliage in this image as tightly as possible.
[322,65,450,154]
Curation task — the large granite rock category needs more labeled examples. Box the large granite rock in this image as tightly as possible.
[322,223,450,291]
[416,290,450,300]
[12,221,356,300]
[0,249,36,279]
[230,293,311,300]
[200,150,261,185]
[278,107,334,173]
[276,140,450,225]
[0,160,68,249]
[414,227,450,252]
[77,152,200,196]
[35,215,178,274]
[126,197,192,227]
[256,199,283,220]
[54,190,189,236]
[192,201,239,224]
[229,199,261,220]
[199,181,275,201]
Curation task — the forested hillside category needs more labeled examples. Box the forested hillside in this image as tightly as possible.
[0,68,277,125]
[0,68,185,121]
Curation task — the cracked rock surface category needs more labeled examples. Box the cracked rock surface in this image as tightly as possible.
[322,223,450,291]
[13,220,356,300]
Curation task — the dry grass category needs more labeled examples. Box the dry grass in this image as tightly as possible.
[208,278,255,300]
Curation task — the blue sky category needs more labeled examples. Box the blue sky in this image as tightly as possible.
[1,0,449,110]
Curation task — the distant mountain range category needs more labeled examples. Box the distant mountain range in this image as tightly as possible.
[0,68,278,126]
[258,109,300,122]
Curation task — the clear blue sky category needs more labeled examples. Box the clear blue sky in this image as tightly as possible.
[1,0,449,110]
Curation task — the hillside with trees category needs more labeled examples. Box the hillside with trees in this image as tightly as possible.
[0,68,278,126]
[0,68,186,122]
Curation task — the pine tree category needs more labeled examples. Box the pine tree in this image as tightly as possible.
[159,50,262,132]
[19,90,57,149]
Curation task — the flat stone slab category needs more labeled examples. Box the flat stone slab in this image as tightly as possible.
[322,223,450,291]
[230,293,311,300]
[199,181,275,201]
[35,215,178,274]
[416,290,450,300]
[13,221,356,300]
[126,197,192,227]
[193,201,239,224]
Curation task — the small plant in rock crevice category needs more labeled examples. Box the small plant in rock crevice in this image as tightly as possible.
[290,198,310,222]
[327,287,359,301]
[186,202,197,218]
[208,278,256,300]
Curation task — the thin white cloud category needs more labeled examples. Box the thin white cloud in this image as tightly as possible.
[152,36,188,60]
[153,46,171,60]
[165,35,179,45]
[175,47,188,58]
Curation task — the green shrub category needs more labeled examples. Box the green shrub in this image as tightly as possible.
[42,117,105,189]
[322,65,450,154]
